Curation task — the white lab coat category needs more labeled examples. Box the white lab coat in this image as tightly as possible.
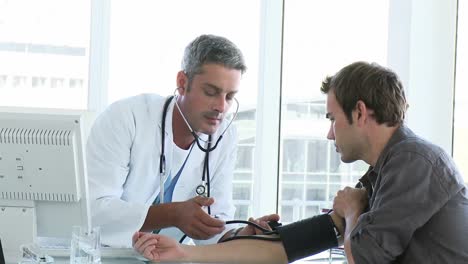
[86,94,237,247]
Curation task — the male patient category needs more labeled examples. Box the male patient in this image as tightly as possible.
[132,61,468,263]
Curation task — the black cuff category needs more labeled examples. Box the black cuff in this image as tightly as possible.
[276,214,338,263]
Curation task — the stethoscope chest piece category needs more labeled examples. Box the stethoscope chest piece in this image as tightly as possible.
[196,182,207,196]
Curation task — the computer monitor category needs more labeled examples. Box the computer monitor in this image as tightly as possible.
[0,107,94,262]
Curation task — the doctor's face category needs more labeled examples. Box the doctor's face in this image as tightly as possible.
[177,63,241,135]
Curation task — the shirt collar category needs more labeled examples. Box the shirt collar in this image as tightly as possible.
[357,167,374,196]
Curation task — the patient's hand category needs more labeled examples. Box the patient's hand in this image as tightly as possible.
[333,187,368,219]
[132,232,186,261]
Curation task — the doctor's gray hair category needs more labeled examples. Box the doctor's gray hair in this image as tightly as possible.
[181,34,247,84]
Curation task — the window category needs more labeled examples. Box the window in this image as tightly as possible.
[69,78,84,89]
[50,77,65,89]
[106,0,261,219]
[0,0,90,109]
[12,75,28,88]
[32,76,47,88]
[0,75,7,88]
[454,0,468,183]
[280,0,389,222]
[3,0,461,227]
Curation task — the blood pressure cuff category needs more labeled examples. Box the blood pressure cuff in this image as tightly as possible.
[276,214,338,263]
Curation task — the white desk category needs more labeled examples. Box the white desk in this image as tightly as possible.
[8,258,347,264]
[21,257,145,264]
[51,258,345,264]
[35,259,267,264]
[9,257,209,264]
[8,256,347,264]
[6,248,347,264]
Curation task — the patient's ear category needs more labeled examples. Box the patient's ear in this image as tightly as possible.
[355,100,369,125]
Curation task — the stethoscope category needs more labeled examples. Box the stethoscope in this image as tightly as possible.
[158,93,284,244]
[158,93,239,215]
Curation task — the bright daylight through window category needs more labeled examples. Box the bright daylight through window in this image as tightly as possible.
[0,0,90,109]
[107,0,261,219]
[454,0,468,183]
[280,0,389,223]
[2,0,464,224]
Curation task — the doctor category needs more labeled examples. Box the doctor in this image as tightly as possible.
[87,34,275,247]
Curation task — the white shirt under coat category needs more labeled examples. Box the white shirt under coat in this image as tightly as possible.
[86,93,238,247]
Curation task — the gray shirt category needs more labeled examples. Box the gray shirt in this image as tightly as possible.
[351,125,468,263]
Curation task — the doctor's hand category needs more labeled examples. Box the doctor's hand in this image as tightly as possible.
[237,213,281,236]
[173,196,225,240]
[132,231,186,261]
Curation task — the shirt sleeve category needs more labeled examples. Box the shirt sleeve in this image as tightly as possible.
[86,101,149,247]
[350,150,459,263]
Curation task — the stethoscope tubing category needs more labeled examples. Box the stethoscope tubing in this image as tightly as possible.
[158,95,238,203]
[173,92,239,153]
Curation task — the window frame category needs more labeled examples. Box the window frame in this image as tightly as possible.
[87,0,460,215]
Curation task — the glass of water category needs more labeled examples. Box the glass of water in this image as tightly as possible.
[70,226,101,264]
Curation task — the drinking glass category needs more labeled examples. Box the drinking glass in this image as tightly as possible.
[69,226,101,264]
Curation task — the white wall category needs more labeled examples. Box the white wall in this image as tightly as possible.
[388,0,457,154]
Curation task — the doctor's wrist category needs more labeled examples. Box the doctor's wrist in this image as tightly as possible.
[143,202,179,231]
[170,201,185,227]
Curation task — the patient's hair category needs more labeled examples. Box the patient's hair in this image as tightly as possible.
[321,61,408,126]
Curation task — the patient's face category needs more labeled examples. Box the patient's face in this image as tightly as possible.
[326,90,362,163]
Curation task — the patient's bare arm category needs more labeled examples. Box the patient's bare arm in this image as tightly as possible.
[132,231,288,263]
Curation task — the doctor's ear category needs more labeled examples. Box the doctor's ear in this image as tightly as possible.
[176,71,188,95]
[175,87,185,96]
